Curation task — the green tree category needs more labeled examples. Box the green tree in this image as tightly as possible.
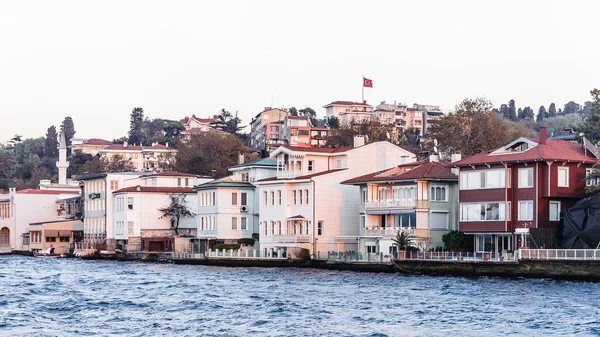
[210,109,243,135]
[563,101,580,115]
[158,194,196,235]
[580,89,600,146]
[128,107,145,145]
[508,99,517,121]
[517,107,524,119]
[442,231,474,252]
[60,117,76,156]
[522,107,534,119]
[428,98,531,156]
[326,116,340,129]
[174,131,248,178]
[549,103,557,117]
[400,128,421,153]
[289,107,298,116]
[392,231,416,250]
[536,106,548,123]
[538,114,582,137]
[326,120,395,148]
[298,107,319,126]
[78,154,135,175]
[45,125,58,158]
[585,162,600,194]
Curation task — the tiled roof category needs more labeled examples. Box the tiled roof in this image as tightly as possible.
[257,169,347,182]
[342,161,457,184]
[454,139,600,166]
[194,181,256,190]
[229,158,277,169]
[323,101,372,107]
[102,144,173,151]
[16,189,66,195]
[144,171,197,178]
[113,186,195,194]
[83,138,113,146]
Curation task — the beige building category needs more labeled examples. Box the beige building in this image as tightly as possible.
[72,138,113,155]
[99,142,177,172]
[250,107,288,150]
[29,219,84,254]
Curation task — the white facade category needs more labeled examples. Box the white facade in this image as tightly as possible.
[0,188,79,252]
[323,101,374,125]
[256,140,417,257]
[99,142,177,172]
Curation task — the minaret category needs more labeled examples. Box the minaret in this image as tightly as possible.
[56,130,69,185]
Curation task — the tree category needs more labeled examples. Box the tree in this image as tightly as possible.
[128,107,145,145]
[289,107,298,116]
[549,103,557,117]
[580,89,600,146]
[174,131,248,178]
[522,107,534,120]
[442,231,473,252]
[517,108,524,119]
[158,194,196,235]
[508,99,517,121]
[585,162,600,194]
[428,98,531,157]
[326,116,340,129]
[60,117,76,156]
[563,101,580,115]
[210,109,243,135]
[399,128,421,154]
[45,126,58,158]
[536,106,548,123]
[298,107,319,126]
[392,230,416,250]
[140,118,166,146]
[326,120,395,148]
[78,154,135,175]
[538,114,582,137]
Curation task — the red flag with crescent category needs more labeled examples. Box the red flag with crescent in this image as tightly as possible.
[363,77,373,88]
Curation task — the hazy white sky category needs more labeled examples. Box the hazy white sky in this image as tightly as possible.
[1,0,598,141]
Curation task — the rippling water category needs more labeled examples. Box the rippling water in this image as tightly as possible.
[1,256,600,336]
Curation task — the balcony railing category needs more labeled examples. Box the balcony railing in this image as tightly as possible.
[365,200,415,209]
[271,234,311,244]
[198,229,217,238]
[277,170,297,179]
[361,227,415,237]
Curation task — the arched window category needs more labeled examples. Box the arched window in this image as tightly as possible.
[431,185,447,201]
[0,227,9,246]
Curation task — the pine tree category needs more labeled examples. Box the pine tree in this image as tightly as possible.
[580,89,600,146]
[60,117,76,156]
[128,107,144,145]
[549,103,557,117]
[537,106,547,123]
[508,100,517,120]
[44,125,58,157]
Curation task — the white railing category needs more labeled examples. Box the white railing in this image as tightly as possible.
[361,227,415,237]
[271,234,311,244]
[519,249,600,260]
[277,170,297,179]
[322,250,515,262]
[207,249,287,259]
[365,200,415,209]
[197,230,217,238]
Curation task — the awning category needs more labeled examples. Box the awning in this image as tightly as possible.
[334,236,358,242]
[44,230,58,237]
[287,215,307,220]
[365,209,416,215]
[58,230,72,237]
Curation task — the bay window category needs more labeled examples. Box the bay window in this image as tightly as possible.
[460,169,505,190]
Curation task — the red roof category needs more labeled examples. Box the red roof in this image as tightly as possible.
[454,139,600,166]
[84,138,112,146]
[113,186,195,194]
[323,101,372,107]
[102,144,173,151]
[257,169,347,182]
[145,171,196,178]
[16,189,66,195]
[342,161,457,184]
[181,114,219,125]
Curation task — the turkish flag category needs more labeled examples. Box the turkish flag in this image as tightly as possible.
[363,77,373,88]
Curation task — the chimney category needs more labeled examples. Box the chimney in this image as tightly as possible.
[123,141,128,147]
[353,136,365,148]
[166,142,169,148]
[450,153,462,163]
[429,154,439,162]
[363,100,367,104]
[539,127,547,145]
[136,185,141,192]
[238,153,245,165]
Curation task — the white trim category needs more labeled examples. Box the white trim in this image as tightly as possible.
[518,200,534,221]
[549,201,561,222]
[557,166,569,187]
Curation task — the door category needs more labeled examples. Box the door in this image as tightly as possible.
[0,227,9,247]
[148,241,164,252]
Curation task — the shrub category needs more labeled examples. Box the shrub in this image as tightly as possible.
[251,233,260,241]
[442,231,474,252]
[212,243,241,251]
[237,238,255,246]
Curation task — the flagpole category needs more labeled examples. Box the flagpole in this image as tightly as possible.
[361,75,364,102]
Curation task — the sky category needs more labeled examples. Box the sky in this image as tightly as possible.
[0,0,598,141]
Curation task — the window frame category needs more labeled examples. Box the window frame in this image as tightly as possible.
[429,184,448,202]
[549,201,561,222]
[557,166,569,187]
[518,200,534,221]
[231,217,238,230]
[317,221,324,236]
[232,192,238,206]
[518,168,534,188]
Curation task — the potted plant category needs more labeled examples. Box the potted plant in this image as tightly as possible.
[392,230,416,259]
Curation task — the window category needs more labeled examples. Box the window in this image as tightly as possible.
[360,216,365,230]
[212,192,216,205]
[394,213,417,228]
[336,160,342,168]
[558,167,569,187]
[277,191,282,205]
[317,221,324,236]
[241,217,247,230]
[110,180,119,191]
[201,217,205,230]
[297,161,302,171]
[264,191,268,205]
[507,168,512,188]
[46,237,56,242]
[361,189,367,204]
[59,237,70,242]
[231,217,238,230]
[241,193,247,206]
[518,201,534,221]
[476,235,493,252]
[430,212,449,229]
[366,244,377,254]
[308,160,314,172]
[461,170,506,190]
[518,168,533,188]
[430,185,447,202]
[507,201,512,220]
[232,193,238,206]
[460,203,506,221]
[127,197,134,210]
[293,190,297,205]
[264,222,268,235]
[586,168,598,186]
[269,191,274,205]
[299,190,303,205]
[305,189,309,204]
[271,221,276,235]
[185,178,189,187]
[550,201,561,221]
[177,178,182,187]
[277,221,282,234]
[128,221,134,235]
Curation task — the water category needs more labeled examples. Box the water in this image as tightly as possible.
[1,256,600,337]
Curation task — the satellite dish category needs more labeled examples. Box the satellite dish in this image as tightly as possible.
[434,139,438,146]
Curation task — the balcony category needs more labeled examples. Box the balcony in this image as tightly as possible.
[198,229,217,238]
[271,234,311,244]
[277,170,297,179]
[361,227,415,237]
[365,200,415,209]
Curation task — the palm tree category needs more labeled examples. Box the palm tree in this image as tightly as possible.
[392,230,416,250]
[158,194,196,235]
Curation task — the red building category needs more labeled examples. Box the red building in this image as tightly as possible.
[453,127,600,254]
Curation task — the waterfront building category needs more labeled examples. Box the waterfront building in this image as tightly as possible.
[28,219,84,254]
[195,157,277,253]
[254,137,416,257]
[98,142,177,172]
[71,138,113,155]
[0,188,80,253]
[454,127,600,255]
[249,107,288,151]
[342,155,460,254]
[323,101,373,125]
[112,172,208,252]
